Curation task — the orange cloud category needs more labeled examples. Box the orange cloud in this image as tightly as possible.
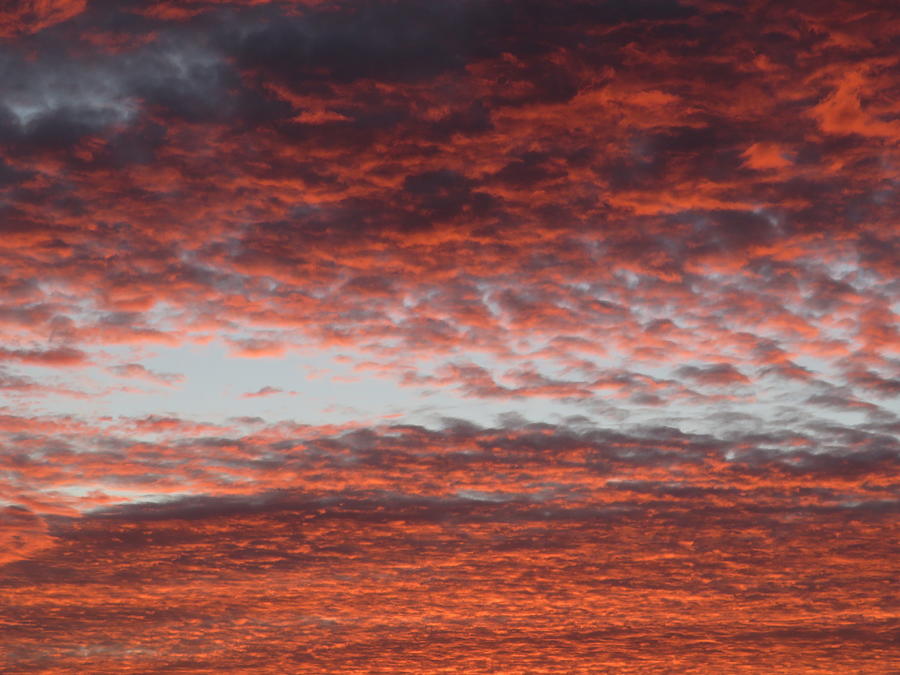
[0,0,898,670]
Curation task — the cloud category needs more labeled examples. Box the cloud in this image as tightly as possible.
[226,338,288,358]
[108,363,184,385]
[676,363,751,387]
[0,506,53,565]
[241,385,296,398]
[0,346,87,366]
[0,0,898,670]
[0,0,87,37]
[1,419,896,671]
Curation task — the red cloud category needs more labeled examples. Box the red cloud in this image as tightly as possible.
[0,347,87,366]
[226,339,288,358]
[242,386,296,398]
[108,363,184,385]
[0,0,898,670]
[0,0,86,37]
[0,506,53,565]
[1,420,898,672]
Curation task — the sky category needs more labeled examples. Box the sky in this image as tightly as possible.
[0,0,899,672]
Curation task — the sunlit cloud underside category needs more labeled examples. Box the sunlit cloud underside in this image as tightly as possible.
[1,0,899,672]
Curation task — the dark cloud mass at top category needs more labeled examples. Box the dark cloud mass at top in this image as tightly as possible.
[0,0,899,672]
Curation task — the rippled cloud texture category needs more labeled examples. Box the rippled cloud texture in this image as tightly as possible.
[1,0,899,672]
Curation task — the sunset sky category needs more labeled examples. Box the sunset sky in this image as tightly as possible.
[1,0,899,672]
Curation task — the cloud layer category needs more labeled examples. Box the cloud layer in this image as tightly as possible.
[0,0,898,671]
